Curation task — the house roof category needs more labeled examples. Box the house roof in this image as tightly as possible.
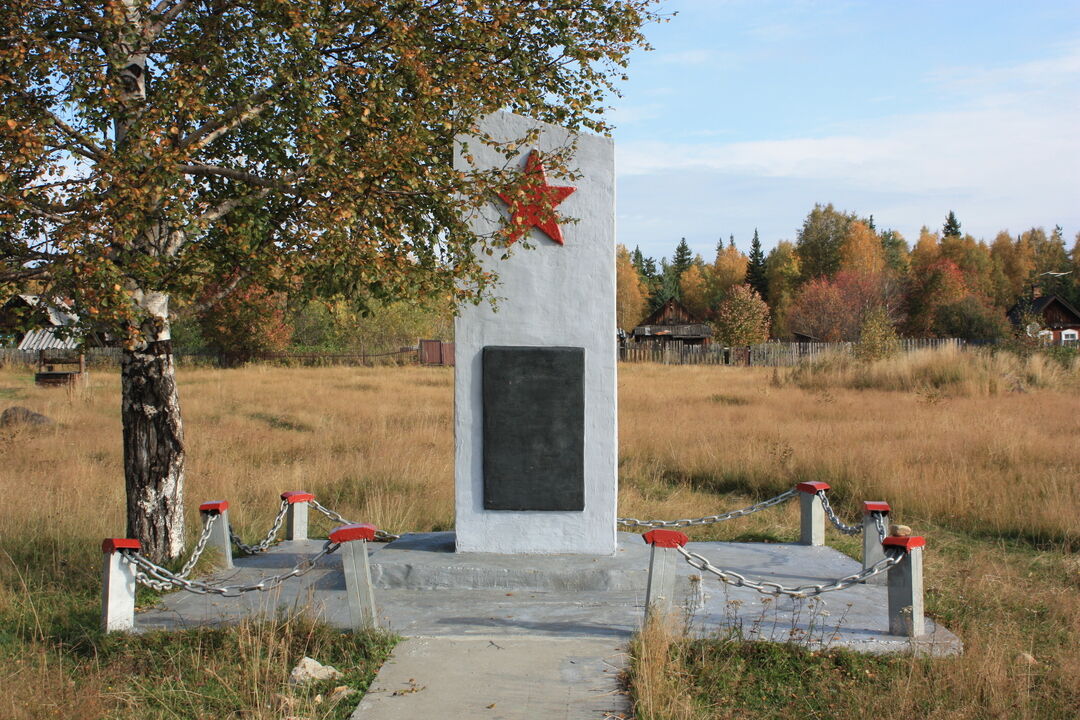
[18,327,79,351]
[638,298,706,327]
[3,295,81,350]
[631,298,712,339]
[1007,294,1080,328]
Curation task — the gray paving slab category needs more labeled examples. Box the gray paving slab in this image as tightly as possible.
[349,637,630,720]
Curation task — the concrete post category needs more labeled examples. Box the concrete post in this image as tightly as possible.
[330,524,379,630]
[101,538,140,632]
[884,536,926,637]
[643,529,689,620]
[862,501,891,583]
[282,491,314,542]
[796,482,829,546]
[199,501,233,569]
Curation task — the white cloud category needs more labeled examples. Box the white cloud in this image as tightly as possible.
[615,42,1080,247]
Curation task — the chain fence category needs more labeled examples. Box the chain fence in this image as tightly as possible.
[617,488,798,529]
[874,511,888,543]
[177,513,217,579]
[309,499,401,542]
[228,499,289,555]
[120,540,340,597]
[676,544,901,599]
[817,491,862,536]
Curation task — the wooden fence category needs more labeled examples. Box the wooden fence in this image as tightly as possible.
[2,338,968,370]
[618,338,967,367]
[0,346,422,368]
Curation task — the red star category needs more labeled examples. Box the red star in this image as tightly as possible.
[496,150,576,245]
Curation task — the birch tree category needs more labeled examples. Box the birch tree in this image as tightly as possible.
[0,0,658,560]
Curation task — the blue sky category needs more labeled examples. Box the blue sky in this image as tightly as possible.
[610,0,1080,262]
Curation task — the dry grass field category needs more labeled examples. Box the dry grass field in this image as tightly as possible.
[1,350,1078,718]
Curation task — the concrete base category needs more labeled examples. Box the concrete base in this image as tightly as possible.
[138,532,961,656]
[369,532,644,592]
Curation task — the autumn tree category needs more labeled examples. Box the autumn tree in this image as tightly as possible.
[678,263,710,319]
[990,231,1031,306]
[1025,226,1071,298]
[839,220,885,276]
[0,0,658,560]
[909,227,941,275]
[615,244,647,331]
[788,278,848,341]
[854,307,899,361]
[796,203,855,281]
[713,284,769,346]
[788,271,893,342]
[198,280,292,365]
[903,258,968,336]
[710,240,748,306]
[764,240,800,337]
[879,229,909,274]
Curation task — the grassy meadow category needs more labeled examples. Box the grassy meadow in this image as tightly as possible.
[0,349,1078,718]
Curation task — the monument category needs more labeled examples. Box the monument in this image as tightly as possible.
[453,111,617,555]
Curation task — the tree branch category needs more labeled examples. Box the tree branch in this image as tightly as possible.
[140,0,192,53]
[172,270,247,319]
[179,163,293,188]
[179,86,279,152]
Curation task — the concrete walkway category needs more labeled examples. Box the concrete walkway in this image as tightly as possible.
[137,532,961,719]
[351,637,629,720]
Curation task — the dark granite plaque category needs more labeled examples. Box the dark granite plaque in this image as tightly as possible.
[483,346,585,511]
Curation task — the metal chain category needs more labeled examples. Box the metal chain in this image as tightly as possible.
[817,491,862,536]
[120,540,339,597]
[229,499,289,554]
[676,544,901,599]
[873,511,888,543]
[308,499,401,542]
[176,513,217,579]
[616,488,798,529]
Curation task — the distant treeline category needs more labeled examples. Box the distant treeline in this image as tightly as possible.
[616,205,1079,342]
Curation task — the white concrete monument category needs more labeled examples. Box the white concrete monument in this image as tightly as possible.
[454,111,617,555]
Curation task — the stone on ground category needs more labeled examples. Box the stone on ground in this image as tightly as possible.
[0,406,53,427]
[288,656,343,686]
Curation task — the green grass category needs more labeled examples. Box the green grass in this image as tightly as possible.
[668,640,903,719]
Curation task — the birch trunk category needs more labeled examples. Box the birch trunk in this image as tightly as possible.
[122,291,186,562]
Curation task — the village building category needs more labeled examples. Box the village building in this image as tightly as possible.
[630,298,712,346]
[1007,294,1080,346]
[0,294,83,350]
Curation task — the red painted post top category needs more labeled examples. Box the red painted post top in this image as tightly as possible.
[643,529,689,549]
[329,523,377,543]
[883,536,926,552]
[796,481,831,494]
[102,538,141,554]
[199,500,229,514]
[863,501,891,514]
[281,491,315,504]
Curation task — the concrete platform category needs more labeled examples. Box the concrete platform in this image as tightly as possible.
[138,532,961,656]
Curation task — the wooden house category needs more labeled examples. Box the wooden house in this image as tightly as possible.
[1007,294,1080,345]
[630,298,712,346]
